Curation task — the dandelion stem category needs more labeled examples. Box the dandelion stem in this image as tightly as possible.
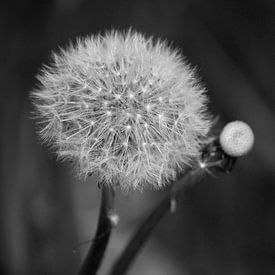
[79,184,115,275]
[110,167,202,275]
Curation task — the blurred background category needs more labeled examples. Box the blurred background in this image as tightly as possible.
[0,0,274,274]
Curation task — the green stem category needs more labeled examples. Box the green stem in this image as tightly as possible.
[79,185,115,275]
[110,168,202,275]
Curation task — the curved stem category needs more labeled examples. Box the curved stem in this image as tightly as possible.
[110,168,202,275]
[79,185,115,275]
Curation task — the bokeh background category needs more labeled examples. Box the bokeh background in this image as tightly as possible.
[0,0,274,274]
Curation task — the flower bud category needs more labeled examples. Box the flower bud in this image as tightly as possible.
[219,121,254,157]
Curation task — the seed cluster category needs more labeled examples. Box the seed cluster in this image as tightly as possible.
[32,30,211,190]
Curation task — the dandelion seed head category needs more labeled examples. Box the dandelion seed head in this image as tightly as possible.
[31,29,212,190]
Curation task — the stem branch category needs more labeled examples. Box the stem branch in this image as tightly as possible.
[110,168,202,275]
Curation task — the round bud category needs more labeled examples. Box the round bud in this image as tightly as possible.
[219,121,254,157]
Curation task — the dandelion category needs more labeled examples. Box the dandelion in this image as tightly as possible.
[31,29,211,190]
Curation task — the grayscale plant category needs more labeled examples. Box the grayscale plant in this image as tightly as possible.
[31,29,254,275]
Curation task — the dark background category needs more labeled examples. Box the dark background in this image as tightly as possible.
[0,0,274,274]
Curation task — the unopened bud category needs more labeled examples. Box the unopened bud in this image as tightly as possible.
[219,121,254,157]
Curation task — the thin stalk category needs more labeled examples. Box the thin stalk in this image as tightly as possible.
[110,168,202,275]
[79,185,115,275]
